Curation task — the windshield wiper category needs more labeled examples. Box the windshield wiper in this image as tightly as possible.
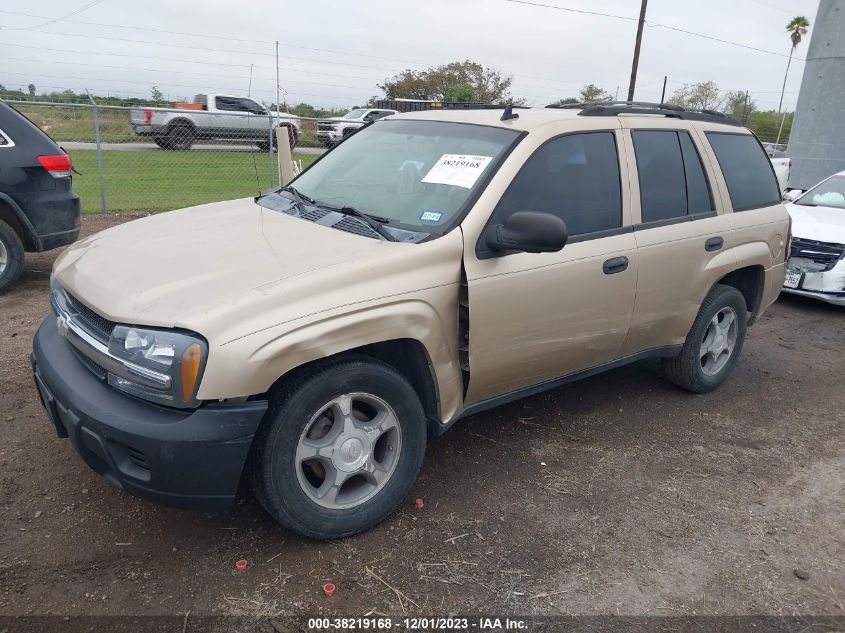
[322,203,397,241]
[278,185,316,214]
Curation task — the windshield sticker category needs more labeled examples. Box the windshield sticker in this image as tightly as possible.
[419,210,443,223]
[421,154,494,189]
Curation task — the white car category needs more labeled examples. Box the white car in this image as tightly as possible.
[783,170,845,306]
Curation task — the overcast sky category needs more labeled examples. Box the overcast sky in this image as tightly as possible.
[0,0,820,111]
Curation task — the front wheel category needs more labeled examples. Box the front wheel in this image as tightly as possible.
[250,357,427,539]
[662,284,748,393]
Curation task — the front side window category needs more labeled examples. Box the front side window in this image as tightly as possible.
[344,109,368,119]
[795,174,845,209]
[632,130,714,223]
[491,132,622,236]
[276,119,520,231]
[215,97,243,112]
[706,132,782,211]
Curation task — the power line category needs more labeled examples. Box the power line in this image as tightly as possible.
[0,55,376,92]
[0,8,429,68]
[0,9,628,90]
[0,71,373,103]
[645,22,801,60]
[0,0,107,31]
[504,0,804,60]
[505,0,636,22]
[0,43,382,82]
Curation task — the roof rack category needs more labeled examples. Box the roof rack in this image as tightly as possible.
[546,101,742,126]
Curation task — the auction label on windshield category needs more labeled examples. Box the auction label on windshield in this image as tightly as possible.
[422,154,494,189]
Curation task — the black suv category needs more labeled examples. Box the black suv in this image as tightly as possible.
[0,100,80,292]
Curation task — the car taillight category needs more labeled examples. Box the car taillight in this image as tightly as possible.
[144,110,153,124]
[37,154,72,178]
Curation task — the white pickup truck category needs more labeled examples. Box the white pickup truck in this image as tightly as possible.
[315,107,398,147]
[129,94,301,151]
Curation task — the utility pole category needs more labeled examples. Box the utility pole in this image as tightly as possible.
[275,41,281,115]
[660,75,667,103]
[627,0,648,102]
[742,90,750,124]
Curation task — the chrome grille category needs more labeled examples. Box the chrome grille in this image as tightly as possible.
[789,238,845,272]
[64,292,116,343]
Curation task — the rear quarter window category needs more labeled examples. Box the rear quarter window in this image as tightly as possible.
[706,132,781,211]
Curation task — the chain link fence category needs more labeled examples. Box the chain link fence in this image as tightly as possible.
[8,100,325,214]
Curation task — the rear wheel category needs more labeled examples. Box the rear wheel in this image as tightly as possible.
[662,284,748,393]
[250,357,427,539]
[166,123,194,151]
[153,136,172,149]
[0,219,25,293]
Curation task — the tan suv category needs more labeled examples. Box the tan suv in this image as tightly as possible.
[32,102,788,539]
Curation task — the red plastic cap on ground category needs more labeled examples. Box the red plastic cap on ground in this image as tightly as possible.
[323,582,336,597]
[414,498,425,508]
[235,559,248,572]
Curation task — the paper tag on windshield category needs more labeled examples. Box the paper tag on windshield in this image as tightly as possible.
[422,154,493,189]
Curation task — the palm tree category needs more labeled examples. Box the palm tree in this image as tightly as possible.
[776,16,810,144]
[777,16,810,113]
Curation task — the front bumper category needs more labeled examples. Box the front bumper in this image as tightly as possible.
[782,261,845,307]
[32,316,268,512]
[315,130,341,142]
[781,287,845,306]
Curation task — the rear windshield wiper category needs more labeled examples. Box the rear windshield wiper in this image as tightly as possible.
[322,203,397,241]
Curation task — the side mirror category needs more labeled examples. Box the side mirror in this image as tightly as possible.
[784,189,804,202]
[486,210,568,254]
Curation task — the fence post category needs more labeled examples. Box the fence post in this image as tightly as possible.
[86,92,108,213]
[267,113,275,189]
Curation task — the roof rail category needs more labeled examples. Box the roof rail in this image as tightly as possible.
[547,101,742,126]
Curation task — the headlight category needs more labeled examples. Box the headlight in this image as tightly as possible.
[108,325,207,407]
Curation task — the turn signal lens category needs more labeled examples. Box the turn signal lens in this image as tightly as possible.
[180,343,202,401]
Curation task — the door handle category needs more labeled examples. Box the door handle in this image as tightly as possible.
[602,256,629,275]
[705,236,724,252]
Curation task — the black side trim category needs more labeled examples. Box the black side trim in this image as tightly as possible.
[567,225,633,244]
[436,345,683,434]
[633,210,719,232]
[0,192,41,250]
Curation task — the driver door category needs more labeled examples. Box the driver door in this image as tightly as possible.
[462,129,638,404]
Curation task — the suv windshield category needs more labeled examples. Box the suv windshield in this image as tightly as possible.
[277,119,519,231]
[795,175,845,209]
[344,109,368,119]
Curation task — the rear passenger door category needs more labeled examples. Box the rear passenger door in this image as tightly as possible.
[619,124,736,356]
[463,130,639,403]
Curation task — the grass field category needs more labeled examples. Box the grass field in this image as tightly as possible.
[68,149,318,214]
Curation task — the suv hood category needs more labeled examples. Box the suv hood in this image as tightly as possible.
[786,203,845,244]
[53,198,439,335]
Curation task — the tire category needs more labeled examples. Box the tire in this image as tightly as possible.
[255,141,271,152]
[166,123,194,151]
[662,284,748,393]
[250,356,427,540]
[0,219,25,294]
[153,137,171,149]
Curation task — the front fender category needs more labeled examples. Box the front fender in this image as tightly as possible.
[197,286,463,422]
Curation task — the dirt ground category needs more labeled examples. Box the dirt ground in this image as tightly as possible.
[1,214,844,622]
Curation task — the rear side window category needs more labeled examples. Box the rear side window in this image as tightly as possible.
[0,128,12,147]
[632,130,714,223]
[492,132,622,236]
[706,132,781,211]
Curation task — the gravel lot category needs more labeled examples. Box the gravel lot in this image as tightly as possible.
[1,214,844,623]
